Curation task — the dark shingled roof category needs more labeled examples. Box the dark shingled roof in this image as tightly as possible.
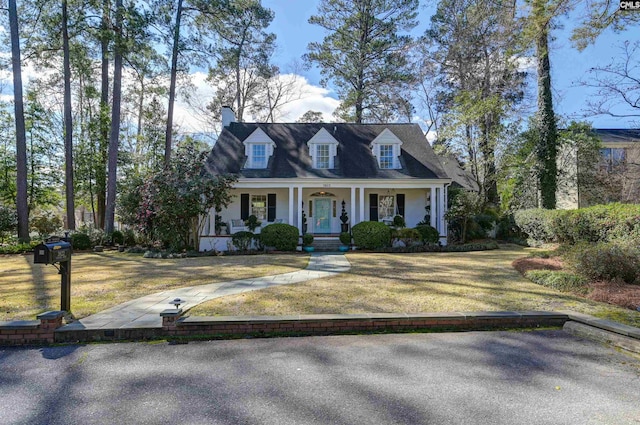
[437,154,479,192]
[593,129,640,144]
[205,122,449,180]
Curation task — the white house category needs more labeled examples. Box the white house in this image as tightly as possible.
[199,107,452,251]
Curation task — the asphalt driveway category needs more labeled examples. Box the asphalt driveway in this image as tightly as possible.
[1,330,639,425]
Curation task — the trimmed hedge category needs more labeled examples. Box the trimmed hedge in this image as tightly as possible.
[259,223,299,251]
[415,225,439,243]
[352,221,392,249]
[514,203,640,244]
[231,231,255,251]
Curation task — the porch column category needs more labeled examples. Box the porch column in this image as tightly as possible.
[359,186,365,223]
[288,186,294,227]
[438,185,446,236]
[350,186,356,227]
[297,186,303,234]
[430,187,436,228]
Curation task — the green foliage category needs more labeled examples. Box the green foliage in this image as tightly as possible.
[260,224,299,251]
[0,205,17,243]
[352,221,392,249]
[340,205,349,224]
[245,215,261,232]
[302,233,314,246]
[110,230,124,245]
[0,241,38,254]
[524,270,589,294]
[71,232,92,250]
[305,0,418,122]
[230,231,254,252]
[445,188,481,243]
[29,212,62,239]
[514,204,640,245]
[120,141,237,250]
[123,229,137,246]
[392,215,406,228]
[415,225,439,244]
[339,231,351,245]
[564,242,640,284]
[396,227,420,245]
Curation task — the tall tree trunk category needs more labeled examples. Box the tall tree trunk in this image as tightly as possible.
[8,0,29,242]
[97,0,110,229]
[62,0,75,230]
[105,0,123,235]
[535,25,557,209]
[165,0,183,166]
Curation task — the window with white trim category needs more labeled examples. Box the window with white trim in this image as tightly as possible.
[251,144,267,168]
[379,145,394,169]
[379,195,395,219]
[316,144,330,169]
[251,195,267,220]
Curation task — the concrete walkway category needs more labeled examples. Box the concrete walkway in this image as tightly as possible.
[59,252,351,331]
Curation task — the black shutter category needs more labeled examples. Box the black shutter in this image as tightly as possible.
[267,193,276,222]
[369,194,378,221]
[397,194,405,217]
[241,194,250,220]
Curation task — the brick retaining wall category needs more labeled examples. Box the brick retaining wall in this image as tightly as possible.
[0,311,64,346]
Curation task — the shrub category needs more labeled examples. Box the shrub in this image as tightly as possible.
[110,230,124,245]
[123,229,137,246]
[259,223,299,251]
[396,228,420,246]
[525,270,589,294]
[352,221,392,249]
[71,232,92,250]
[245,215,261,232]
[231,231,254,252]
[392,215,406,228]
[564,242,640,284]
[30,212,62,239]
[302,233,314,246]
[339,231,351,245]
[514,204,640,245]
[415,225,439,244]
[0,241,38,254]
[0,205,17,243]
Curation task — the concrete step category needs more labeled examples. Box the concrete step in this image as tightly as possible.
[312,238,342,252]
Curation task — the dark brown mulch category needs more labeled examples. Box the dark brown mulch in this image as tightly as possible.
[512,257,563,274]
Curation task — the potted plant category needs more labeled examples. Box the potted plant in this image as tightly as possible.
[245,214,261,232]
[302,233,314,252]
[214,214,224,235]
[339,231,351,252]
[340,200,349,233]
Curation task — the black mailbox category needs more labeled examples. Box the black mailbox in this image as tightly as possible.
[34,241,72,264]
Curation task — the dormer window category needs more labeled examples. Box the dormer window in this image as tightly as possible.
[371,128,402,170]
[315,144,330,169]
[251,144,267,168]
[243,127,275,169]
[307,128,338,169]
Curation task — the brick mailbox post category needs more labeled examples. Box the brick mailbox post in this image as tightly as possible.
[33,236,73,312]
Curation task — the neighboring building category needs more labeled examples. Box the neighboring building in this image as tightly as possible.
[557,129,640,209]
[200,107,452,251]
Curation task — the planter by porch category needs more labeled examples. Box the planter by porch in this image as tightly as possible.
[340,223,349,233]
[303,246,315,252]
[338,245,349,252]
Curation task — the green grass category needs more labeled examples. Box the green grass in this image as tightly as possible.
[0,251,309,321]
[189,244,640,327]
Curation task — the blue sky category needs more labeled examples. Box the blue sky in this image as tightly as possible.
[262,0,638,130]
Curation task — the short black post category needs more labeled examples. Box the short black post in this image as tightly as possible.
[60,259,71,312]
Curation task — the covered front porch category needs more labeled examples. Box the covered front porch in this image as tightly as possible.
[199,179,449,251]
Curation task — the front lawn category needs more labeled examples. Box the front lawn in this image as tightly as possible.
[190,244,640,327]
[0,252,309,321]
